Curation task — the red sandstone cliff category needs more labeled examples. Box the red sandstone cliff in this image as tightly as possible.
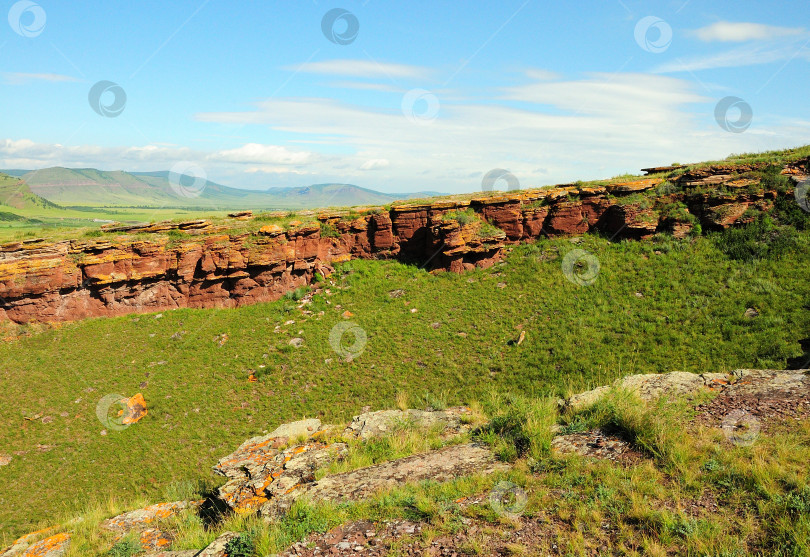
[0,163,804,324]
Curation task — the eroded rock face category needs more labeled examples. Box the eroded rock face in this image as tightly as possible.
[344,407,473,439]
[0,166,799,324]
[260,443,509,518]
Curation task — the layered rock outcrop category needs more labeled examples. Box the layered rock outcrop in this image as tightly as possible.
[1,163,805,323]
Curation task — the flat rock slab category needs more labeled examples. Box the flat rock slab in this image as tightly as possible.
[261,443,509,517]
[344,407,472,439]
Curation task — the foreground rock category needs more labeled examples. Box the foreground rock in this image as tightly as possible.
[343,407,473,439]
[101,501,198,552]
[1,532,70,557]
[551,429,644,464]
[212,419,344,513]
[261,443,509,518]
[693,369,810,433]
[564,369,810,411]
[564,371,725,410]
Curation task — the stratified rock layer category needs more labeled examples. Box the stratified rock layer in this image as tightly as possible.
[0,163,805,323]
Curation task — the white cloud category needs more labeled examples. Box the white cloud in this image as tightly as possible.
[655,41,810,73]
[359,159,390,171]
[288,59,429,80]
[195,72,805,191]
[329,81,402,92]
[524,69,561,81]
[3,72,806,193]
[4,73,81,85]
[693,22,805,42]
[210,143,315,165]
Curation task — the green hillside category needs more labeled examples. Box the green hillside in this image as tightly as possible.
[2,224,810,541]
[0,172,61,212]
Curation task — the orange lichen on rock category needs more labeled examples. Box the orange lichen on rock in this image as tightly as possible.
[101,501,194,532]
[20,532,70,557]
[121,393,147,425]
[138,528,173,551]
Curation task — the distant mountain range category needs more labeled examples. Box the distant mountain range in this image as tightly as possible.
[1,167,444,209]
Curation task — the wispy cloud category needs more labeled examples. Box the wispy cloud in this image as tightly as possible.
[329,81,402,92]
[3,72,804,193]
[4,73,81,85]
[693,22,805,42]
[524,69,561,81]
[194,72,802,190]
[288,59,430,80]
[655,40,810,73]
[359,159,390,171]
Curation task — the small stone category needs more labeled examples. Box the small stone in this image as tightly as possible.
[431,322,440,329]
[497,282,507,288]
[635,292,644,298]
[154,314,163,319]
[0,454,11,466]
[41,416,54,424]
[289,337,304,348]
[744,307,759,319]
[410,308,418,313]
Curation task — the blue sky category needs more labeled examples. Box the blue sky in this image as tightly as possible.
[1,0,808,193]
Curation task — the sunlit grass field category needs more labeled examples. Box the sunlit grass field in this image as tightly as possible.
[2,225,809,541]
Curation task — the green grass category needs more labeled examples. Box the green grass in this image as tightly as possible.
[2,226,810,542]
[35,385,810,556]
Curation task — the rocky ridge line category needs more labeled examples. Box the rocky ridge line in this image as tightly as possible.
[1,160,806,324]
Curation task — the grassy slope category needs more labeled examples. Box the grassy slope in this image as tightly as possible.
[1,229,809,541]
